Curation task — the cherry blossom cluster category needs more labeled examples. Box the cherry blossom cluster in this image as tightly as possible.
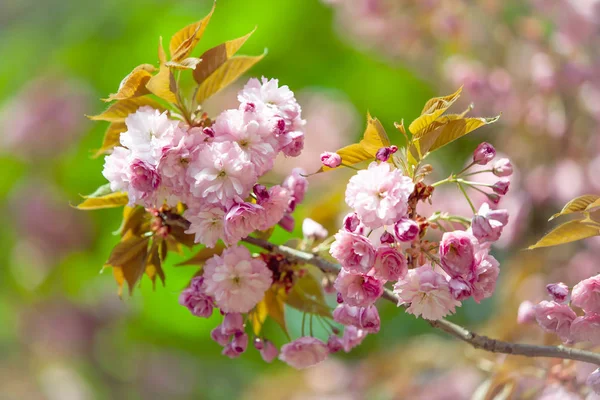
[328,144,511,334]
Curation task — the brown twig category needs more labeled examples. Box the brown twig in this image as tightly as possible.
[242,236,600,366]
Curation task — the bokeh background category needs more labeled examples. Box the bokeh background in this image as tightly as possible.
[1,0,599,398]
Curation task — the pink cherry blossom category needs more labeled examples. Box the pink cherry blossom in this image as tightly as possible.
[471,202,509,243]
[256,185,292,231]
[517,300,537,324]
[221,313,244,335]
[211,325,230,346]
[184,206,226,248]
[341,326,368,352]
[279,337,329,369]
[282,168,308,205]
[302,218,328,240]
[334,270,384,307]
[179,277,214,318]
[321,151,342,168]
[102,146,131,193]
[571,274,600,314]
[224,202,263,244]
[333,304,380,333]
[330,230,376,274]
[393,265,461,320]
[439,230,478,280]
[280,130,305,157]
[231,332,249,354]
[587,368,600,395]
[104,150,161,207]
[188,141,257,206]
[345,161,414,228]
[570,314,600,345]
[327,335,344,353]
[238,77,302,124]
[371,245,407,282]
[260,340,279,363]
[471,251,500,303]
[202,246,272,313]
[343,212,366,235]
[448,277,473,301]
[394,218,420,242]
[534,300,576,342]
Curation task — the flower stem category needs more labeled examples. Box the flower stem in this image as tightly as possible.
[457,182,477,213]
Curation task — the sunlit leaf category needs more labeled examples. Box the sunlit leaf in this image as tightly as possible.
[77,191,128,210]
[587,198,600,212]
[103,64,155,102]
[93,121,127,157]
[195,54,265,104]
[165,57,202,70]
[409,87,462,136]
[285,272,331,318]
[146,63,178,104]
[168,225,196,248]
[176,243,226,266]
[528,220,600,249]
[193,28,255,84]
[120,206,150,238]
[106,236,150,296]
[88,97,165,122]
[145,242,166,288]
[319,113,390,172]
[169,2,215,61]
[549,195,600,220]
[250,299,268,336]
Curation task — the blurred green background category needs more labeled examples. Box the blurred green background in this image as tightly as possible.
[0,0,534,399]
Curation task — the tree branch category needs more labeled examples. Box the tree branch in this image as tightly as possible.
[242,236,600,366]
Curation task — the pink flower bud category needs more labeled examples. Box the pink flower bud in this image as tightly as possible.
[439,231,477,279]
[222,313,244,335]
[492,179,510,195]
[570,314,600,345]
[493,158,513,177]
[279,337,329,369]
[571,274,600,314]
[327,335,344,353]
[379,231,395,244]
[211,325,230,346]
[534,300,576,343]
[302,218,328,240]
[231,332,248,354]
[517,300,537,324]
[358,305,380,333]
[473,142,496,165]
[202,127,215,138]
[546,282,570,304]
[278,214,295,232]
[179,283,214,318]
[448,277,473,301]
[253,184,269,203]
[320,151,342,168]
[376,146,397,162]
[394,218,420,242]
[222,342,241,358]
[371,246,407,282]
[486,193,501,204]
[260,340,279,363]
[253,337,264,350]
[343,212,365,234]
[587,368,600,395]
[471,203,509,243]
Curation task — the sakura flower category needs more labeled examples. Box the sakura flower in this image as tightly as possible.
[394,218,420,242]
[330,230,376,274]
[534,300,576,342]
[238,77,302,125]
[343,212,366,235]
[302,218,328,240]
[517,300,537,324]
[211,325,230,346]
[120,106,180,163]
[221,313,245,335]
[334,270,383,307]
[179,277,214,318]
[102,146,131,193]
[231,332,249,354]
[571,274,600,314]
[471,251,500,303]
[546,282,570,304]
[188,141,257,206]
[370,245,407,282]
[587,368,600,395]
[321,151,342,168]
[394,265,461,320]
[202,246,272,313]
[471,203,509,243]
[224,202,263,244]
[280,130,305,157]
[345,161,414,228]
[327,335,344,353]
[333,304,380,333]
[282,167,308,205]
[279,337,329,369]
[341,326,368,352]
[260,340,279,363]
[439,230,478,280]
[212,109,277,176]
[255,185,292,231]
[104,149,161,207]
[184,206,226,248]
[570,314,600,345]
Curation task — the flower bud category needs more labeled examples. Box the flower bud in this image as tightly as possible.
[320,151,342,168]
[222,313,244,335]
[211,325,230,346]
[222,342,241,358]
[260,340,279,362]
[471,203,509,243]
[379,231,395,244]
[493,158,513,177]
[473,142,496,165]
[253,184,270,203]
[375,146,397,162]
[343,212,365,234]
[327,335,344,353]
[486,193,501,204]
[394,218,420,242]
[231,332,248,354]
[202,127,215,138]
[302,218,328,240]
[492,179,510,195]
[253,337,264,350]
[546,282,570,304]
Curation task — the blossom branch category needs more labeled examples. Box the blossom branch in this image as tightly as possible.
[242,236,600,366]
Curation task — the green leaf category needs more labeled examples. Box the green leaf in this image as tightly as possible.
[169,2,215,61]
[77,191,129,210]
[319,113,390,172]
[192,28,255,84]
[409,87,463,136]
[285,272,331,318]
[528,220,600,249]
[103,64,155,102]
[88,97,165,122]
[549,195,600,220]
[195,54,265,104]
[176,243,226,266]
